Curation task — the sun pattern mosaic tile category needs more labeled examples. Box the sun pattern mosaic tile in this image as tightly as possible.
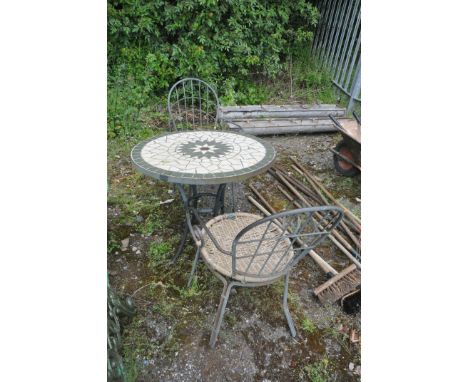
[131,131,276,185]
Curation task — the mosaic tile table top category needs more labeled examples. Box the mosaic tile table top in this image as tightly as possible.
[131,130,276,185]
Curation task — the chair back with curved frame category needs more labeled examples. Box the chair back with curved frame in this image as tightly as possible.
[167,78,237,215]
[167,77,220,131]
[231,206,343,281]
[191,205,344,347]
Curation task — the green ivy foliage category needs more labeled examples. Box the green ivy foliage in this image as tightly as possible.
[108,0,319,98]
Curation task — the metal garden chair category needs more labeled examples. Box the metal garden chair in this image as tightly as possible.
[167,77,221,131]
[185,205,343,347]
[167,78,236,221]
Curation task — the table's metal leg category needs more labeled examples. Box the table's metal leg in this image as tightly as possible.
[214,183,227,216]
[171,184,191,264]
[220,184,226,214]
[171,222,189,264]
[172,183,226,264]
[187,247,201,288]
[189,185,198,212]
[230,182,236,213]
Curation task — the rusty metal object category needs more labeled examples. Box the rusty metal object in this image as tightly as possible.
[329,147,361,171]
[328,115,361,176]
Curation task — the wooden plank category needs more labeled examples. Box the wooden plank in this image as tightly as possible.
[219,104,346,120]
[227,118,337,128]
[219,104,341,112]
[225,118,358,137]
[227,123,337,135]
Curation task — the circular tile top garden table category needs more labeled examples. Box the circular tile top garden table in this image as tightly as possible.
[130,130,276,185]
[131,130,276,265]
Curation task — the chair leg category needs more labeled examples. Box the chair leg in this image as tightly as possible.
[171,222,189,264]
[209,280,234,348]
[187,247,201,288]
[283,272,297,337]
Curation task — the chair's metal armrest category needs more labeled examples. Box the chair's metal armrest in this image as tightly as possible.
[183,209,203,247]
[188,207,231,255]
[192,225,204,246]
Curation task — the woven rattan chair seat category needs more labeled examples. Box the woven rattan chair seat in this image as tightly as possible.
[200,212,294,283]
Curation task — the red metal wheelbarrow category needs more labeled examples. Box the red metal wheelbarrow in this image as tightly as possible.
[329,113,361,177]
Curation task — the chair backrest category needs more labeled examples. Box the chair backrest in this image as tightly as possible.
[231,206,343,281]
[167,77,220,131]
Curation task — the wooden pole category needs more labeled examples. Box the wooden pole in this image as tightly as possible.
[291,157,361,230]
[246,195,338,276]
[272,174,361,268]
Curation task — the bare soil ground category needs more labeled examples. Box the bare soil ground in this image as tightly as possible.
[108,131,361,381]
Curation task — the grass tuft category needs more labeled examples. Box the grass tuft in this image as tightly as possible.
[301,358,330,382]
[301,317,317,334]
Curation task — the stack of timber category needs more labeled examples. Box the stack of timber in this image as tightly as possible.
[219,104,351,136]
[247,157,361,304]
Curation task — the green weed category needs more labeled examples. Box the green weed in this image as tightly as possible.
[139,216,163,236]
[152,300,176,318]
[107,233,120,255]
[148,241,172,269]
[159,331,180,357]
[301,317,317,334]
[224,312,237,327]
[170,277,202,299]
[220,78,269,105]
[269,278,284,294]
[122,354,138,382]
[121,316,158,382]
[302,358,330,382]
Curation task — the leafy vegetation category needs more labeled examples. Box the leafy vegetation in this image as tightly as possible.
[301,358,330,382]
[147,241,172,269]
[107,0,341,139]
[108,0,319,92]
[301,317,317,334]
[107,232,121,255]
[170,277,202,299]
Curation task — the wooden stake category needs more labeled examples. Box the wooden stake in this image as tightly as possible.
[246,194,338,276]
[286,165,361,248]
[291,157,361,230]
[274,171,361,269]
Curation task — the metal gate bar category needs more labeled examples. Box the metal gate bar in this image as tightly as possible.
[326,0,348,68]
[312,0,361,113]
[321,0,341,65]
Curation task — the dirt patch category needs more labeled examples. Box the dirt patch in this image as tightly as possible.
[108,131,361,381]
